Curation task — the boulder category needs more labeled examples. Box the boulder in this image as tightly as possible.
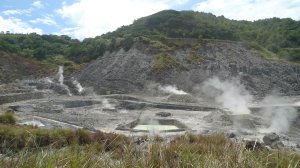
[228,132,236,138]
[263,133,279,144]
[263,133,284,149]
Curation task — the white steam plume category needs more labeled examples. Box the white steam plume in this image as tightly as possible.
[56,66,64,85]
[158,85,188,95]
[201,77,253,114]
[259,95,297,133]
[54,66,72,96]
[44,77,53,83]
[102,99,115,109]
[72,80,84,94]
[294,101,300,106]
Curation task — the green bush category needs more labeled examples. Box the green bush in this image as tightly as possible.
[75,129,92,145]
[187,50,203,63]
[0,112,16,125]
[153,53,180,73]
[51,129,76,147]
[92,131,129,152]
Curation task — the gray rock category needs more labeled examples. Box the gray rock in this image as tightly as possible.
[263,133,284,149]
[64,79,86,95]
[48,83,71,95]
[73,41,300,96]
[272,141,284,149]
[228,132,236,138]
[263,133,280,145]
[155,112,172,117]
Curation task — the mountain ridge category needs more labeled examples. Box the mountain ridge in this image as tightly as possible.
[0,10,299,64]
[0,10,300,93]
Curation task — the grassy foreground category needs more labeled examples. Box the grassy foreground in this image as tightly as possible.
[0,112,299,168]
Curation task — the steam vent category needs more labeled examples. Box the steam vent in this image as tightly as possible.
[1,9,300,166]
[0,56,300,152]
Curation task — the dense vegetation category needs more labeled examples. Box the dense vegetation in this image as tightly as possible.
[0,33,100,64]
[0,112,299,167]
[0,10,299,65]
[105,10,300,62]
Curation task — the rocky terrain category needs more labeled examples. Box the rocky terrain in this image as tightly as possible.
[0,10,300,167]
[74,39,300,97]
[0,44,300,152]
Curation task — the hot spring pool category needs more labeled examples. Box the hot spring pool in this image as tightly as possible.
[116,118,189,132]
[133,124,179,131]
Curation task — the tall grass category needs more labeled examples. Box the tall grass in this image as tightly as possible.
[0,112,16,125]
[1,130,299,168]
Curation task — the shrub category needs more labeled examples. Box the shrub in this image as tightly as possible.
[187,50,203,63]
[0,112,16,125]
[51,129,76,147]
[92,131,129,152]
[75,129,92,145]
[31,129,51,147]
[153,53,180,73]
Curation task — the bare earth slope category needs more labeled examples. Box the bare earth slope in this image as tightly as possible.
[75,40,300,96]
[0,52,54,84]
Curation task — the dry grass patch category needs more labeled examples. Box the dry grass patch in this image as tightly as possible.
[0,113,299,168]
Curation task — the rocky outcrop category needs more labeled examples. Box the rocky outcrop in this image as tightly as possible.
[74,40,300,96]
[155,112,172,117]
[263,133,284,149]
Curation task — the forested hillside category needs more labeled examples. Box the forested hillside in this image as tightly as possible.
[0,10,299,65]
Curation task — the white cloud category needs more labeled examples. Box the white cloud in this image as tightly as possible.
[2,9,31,16]
[194,0,300,21]
[32,1,44,9]
[55,27,81,37]
[56,0,188,39]
[0,16,42,34]
[173,0,189,5]
[30,16,57,26]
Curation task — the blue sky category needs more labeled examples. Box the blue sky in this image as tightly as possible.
[1,0,299,39]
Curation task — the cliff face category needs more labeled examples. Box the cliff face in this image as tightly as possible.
[74,40,300,96]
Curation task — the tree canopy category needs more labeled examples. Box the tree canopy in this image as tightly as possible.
[0,10,299,64]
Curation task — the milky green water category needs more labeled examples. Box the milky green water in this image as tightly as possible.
[133,125,179,131]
